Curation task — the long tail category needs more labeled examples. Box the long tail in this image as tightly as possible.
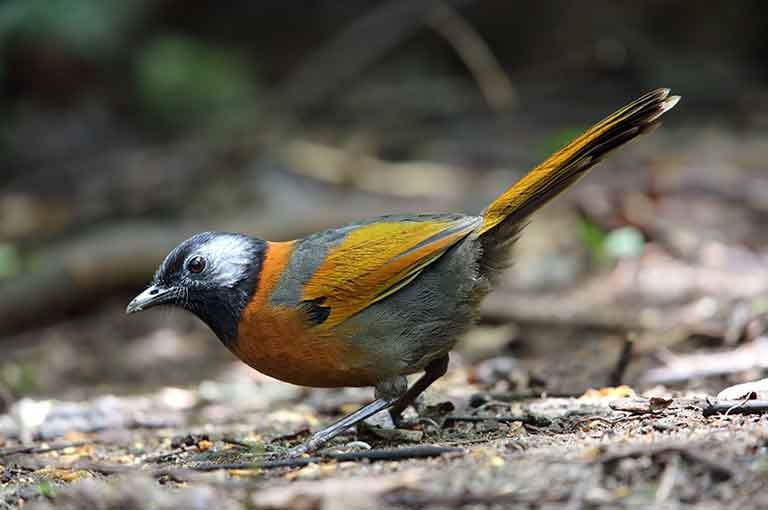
[479,89,679,237]
[477,88,679,272]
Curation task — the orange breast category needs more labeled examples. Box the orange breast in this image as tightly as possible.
[233,305,379,387]
[230,240,379,388]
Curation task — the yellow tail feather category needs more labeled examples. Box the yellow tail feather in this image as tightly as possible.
[479,89,680,237]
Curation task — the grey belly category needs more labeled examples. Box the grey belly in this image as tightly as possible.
[339,236,487,379]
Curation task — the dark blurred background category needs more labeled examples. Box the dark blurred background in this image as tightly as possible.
[2,0,768,402]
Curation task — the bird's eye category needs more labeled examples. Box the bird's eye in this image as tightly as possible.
[186,256,206,274]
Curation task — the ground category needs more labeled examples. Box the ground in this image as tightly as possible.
[3,295,768,509]
[3,117,768,510]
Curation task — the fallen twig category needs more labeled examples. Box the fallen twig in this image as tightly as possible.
[35,446,460,482]
[443,414,551,427]
[724,395,754,416]
[488,390,585,401]
[701,399,768,417]
[570,414,654,432]
[442,436,505,447]
[609,397,674,414]
[191,445,461,471]
[0,441,88,458]
[522,424,554,435]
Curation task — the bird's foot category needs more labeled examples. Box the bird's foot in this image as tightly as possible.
[287,438,371,457]
[390,398,453,433]
[285,397,395,457]
[388,395,427,428]
[286,430,333,457]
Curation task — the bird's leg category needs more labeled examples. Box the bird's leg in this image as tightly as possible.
[389,354,449,426]
[288,377,407,456]
[288,399,393,456]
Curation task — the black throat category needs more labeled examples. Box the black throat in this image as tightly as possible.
[187,239,266,346]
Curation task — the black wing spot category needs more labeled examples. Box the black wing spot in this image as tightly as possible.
[297,297,331,325]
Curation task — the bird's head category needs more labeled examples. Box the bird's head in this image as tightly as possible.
[126,232,266,343]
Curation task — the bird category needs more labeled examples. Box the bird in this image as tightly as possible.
[127,89,679,455]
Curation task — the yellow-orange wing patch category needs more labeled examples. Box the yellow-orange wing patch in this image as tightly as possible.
[302,216,481,329]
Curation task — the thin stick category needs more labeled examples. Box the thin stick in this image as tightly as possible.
[0,441,88,458]
[724,395,753,416]
[191,445,461,471]
[702,399,768,417]
[37,446,462,482]
[444,415,552,427]
[570,414,652,432]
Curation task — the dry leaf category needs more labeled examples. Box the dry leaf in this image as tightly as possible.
[649,397,674,410]
[610,397,673,414]
[507,421,526,437]
[580,385,636,401]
